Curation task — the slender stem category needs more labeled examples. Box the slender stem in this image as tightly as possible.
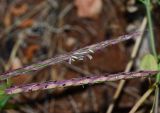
[4,70,158,94]
[146,0,157,57]
[0,31,141,80]
[145,0,160,112]
[129,83,156,113]
[106,17,147,113]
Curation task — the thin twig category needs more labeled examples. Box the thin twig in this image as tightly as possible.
[129,84,156,113]
[68,95,80,113]
[64,62,140,99]
[106,17,147,113]
[4,70,158,94]
[5,36,23,70]
[0,31,141,80]
[0,1,47,40]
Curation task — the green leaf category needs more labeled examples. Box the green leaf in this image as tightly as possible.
[157,0,160,5]
[0,83,12,109]
[158,55,160,63]
[139,0,146,4]
[140,54,158,70]
[157,63,160,82]
[0,95,11,108]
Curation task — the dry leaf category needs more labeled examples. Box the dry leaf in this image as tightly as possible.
[24,44,40,61]
[4,12,12,28]
[74,0,102,19]
[11,57,22,70]
[11,4,28,16]
[19,19,34,28]
[10,57,31,85]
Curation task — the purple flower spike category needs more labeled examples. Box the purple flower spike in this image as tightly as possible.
[0,31,141,80]
[5,70,158,94]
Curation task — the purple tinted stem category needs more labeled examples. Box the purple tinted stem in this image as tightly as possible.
[0,31,141,80]
[5,70,158,94]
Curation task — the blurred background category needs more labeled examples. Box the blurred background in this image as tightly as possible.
[0,0,160,113]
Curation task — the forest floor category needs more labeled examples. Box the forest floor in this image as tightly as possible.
[0,0,160,113]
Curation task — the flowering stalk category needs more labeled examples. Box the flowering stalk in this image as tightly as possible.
[5,70,158,94]
[0,31,141,80]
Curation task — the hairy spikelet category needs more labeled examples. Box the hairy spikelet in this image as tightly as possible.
[0,31,141,80]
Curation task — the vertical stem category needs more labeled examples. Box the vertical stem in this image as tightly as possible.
[145,0,160,112]
[146,0,157,57]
